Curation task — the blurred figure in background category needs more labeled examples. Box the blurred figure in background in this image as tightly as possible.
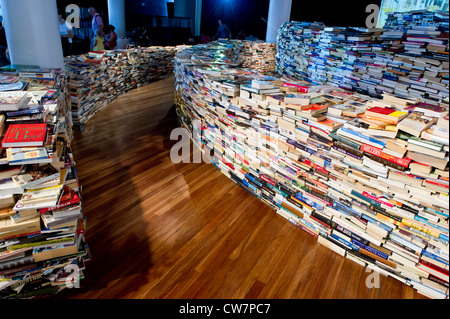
[214,19,231,40]
[89,7,104,49]
[0,21,9,66]
[58,10,74,56]
[105,25,118,50]
[92,30,104,51]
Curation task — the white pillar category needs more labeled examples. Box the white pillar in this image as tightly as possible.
[1,0,64,69]
[107,0,126,38]
[195,0,202,37]
[266,0,292,43]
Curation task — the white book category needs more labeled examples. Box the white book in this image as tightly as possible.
[317,235,346,257]
[332,215,383,246]
[388,251,417,268]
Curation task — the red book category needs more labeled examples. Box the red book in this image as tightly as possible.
[360,143,412,168]
[39,191,80,214]
[367,107,396,115]
[418,259,449,282]
[364,107,408,124]
[76,218,85,235]
[259,174,276,186]
[1,123,47,148]
[282,82,310,93]
[309,214,332,230]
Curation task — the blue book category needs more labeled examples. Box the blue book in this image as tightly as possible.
[362,214,392,232]
[338,127,386,148]
[6,106,44,117]
[422,250,449,266]
[331,232,359,251]
[351,239,390,260]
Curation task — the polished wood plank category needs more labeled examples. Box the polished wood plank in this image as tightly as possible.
[58,76,426,299]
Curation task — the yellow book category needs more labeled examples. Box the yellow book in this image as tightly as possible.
[389,110,408,118]
[401,219,441,239]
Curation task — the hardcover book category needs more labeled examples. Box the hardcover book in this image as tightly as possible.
[1,123,47,148]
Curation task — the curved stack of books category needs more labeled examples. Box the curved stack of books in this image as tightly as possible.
[174,39,449,299]
[276,11,449,107]
[64,46,181,129]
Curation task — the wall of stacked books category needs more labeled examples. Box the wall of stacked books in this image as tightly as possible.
[276,11,449,103]
[0,67,89,298]
[0,44,185,298]
[65,47,179,130]
[174,11,449,299]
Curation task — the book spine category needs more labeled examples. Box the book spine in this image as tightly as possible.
[282,82,310,93]
[427,274,450,288]
[329,132,362,149]
[365,153,408,171]
[0,255,35,271]
[332,146,363,160]
[419,259,449,276]
[38,197,80,213]
[373,205,403,223]
[422,250,449,266]
[6,107,43,117]
[259,174,276,186]
[350,238,390,260]
[8,237,74,250]
[339,127,385,148]
[335,224,371,246]
[361,192,394,209]
[360,143,411,168]
[331,232,359,250]
[333,141,364,158]
[351,190,380,207]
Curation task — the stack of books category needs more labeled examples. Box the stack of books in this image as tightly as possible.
[0,68,88,299]
[174,39,449,299]
[237,41,277,75]
[276,10,449,108]
[64,46,179,129]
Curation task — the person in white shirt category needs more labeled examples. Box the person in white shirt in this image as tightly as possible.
[58,10,74,56]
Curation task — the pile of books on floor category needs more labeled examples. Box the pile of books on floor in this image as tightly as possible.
[0,67,89,299]
[276,10,449,107]
[174,41,449,299]
[64,46,179,129]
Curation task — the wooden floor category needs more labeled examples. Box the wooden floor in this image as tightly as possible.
[61,76,426,299]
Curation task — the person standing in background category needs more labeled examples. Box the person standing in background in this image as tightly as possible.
[105,25,117,50]
[214,19,231,40]
[0,21,9,66]
[58,10,74,56]
[89,7,104,49]
[92,30,105,51]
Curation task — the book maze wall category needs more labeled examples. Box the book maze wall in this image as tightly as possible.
[174,12,449,299]
[65,47,179,129]
[276,11,449,104]
[0,69,88,298]
[0,45,183,298]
